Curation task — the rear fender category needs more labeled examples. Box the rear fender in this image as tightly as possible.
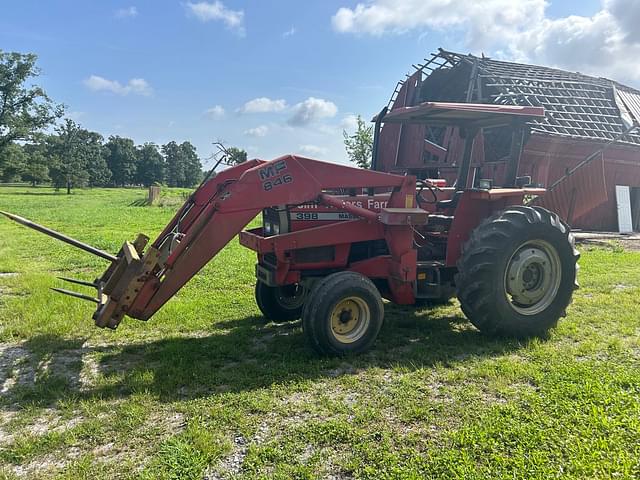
[445,189,544,266]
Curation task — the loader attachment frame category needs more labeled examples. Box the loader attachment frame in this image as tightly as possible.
[126,156,413,325]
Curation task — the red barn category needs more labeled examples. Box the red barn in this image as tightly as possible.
[377,49,640,232]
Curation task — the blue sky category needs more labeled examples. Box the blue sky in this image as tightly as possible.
[3,0,633,168]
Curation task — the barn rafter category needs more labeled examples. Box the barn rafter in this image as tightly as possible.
[400,48,640,146]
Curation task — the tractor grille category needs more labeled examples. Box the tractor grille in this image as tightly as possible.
[263,252,277,267]
[293,246,335,263]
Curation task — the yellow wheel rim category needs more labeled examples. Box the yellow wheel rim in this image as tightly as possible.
[330,296,370,344]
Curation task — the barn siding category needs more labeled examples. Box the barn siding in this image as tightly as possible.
[521,134,640,231]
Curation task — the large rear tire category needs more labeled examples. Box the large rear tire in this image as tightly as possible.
[302,272,384,356]
[456,206,579,337]
[255,281,306,323]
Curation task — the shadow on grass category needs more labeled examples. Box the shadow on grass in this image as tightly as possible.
[1,304,531,407]
[129,198,152,207]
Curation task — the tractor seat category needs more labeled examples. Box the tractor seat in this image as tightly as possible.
[436,191,462,210]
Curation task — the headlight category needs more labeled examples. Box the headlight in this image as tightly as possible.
[264,222,272,235]
[273,223,280,235]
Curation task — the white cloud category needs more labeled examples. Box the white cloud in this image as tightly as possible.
[288,97,338,126]
[298,144,328,157]
[244,125,269,137]
[238,97,287,113]
[283,26,297,38]
[340,114,359,131]
[606,0,640,44]
[205,105,225,118]
[115,6,138,18]
[84,75,152,96]
[510,3,640,82]
[186,1,245,35]
[331,0,545,43]
[332,0,640,83]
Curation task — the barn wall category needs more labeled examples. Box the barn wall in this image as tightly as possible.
[377,71,425,173]
[521,134,640,231]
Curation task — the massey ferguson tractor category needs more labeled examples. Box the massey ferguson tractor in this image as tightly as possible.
[1,102,579,355]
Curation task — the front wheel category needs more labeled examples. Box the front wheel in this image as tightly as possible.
[255,281,307,323]
[456,206,579,337]
[302,272,384,356]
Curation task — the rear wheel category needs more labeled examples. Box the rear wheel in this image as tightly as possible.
[255,281,306,323]
[456,206,579,337]
[302,272,384,356]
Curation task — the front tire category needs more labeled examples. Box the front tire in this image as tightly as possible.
[255,281,306,323]
[456,206,579,337]
[302,272,384,356]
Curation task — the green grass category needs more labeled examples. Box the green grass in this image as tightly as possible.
[0,185,639,479]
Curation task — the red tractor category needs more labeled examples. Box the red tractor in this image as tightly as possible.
[2,102,579,355]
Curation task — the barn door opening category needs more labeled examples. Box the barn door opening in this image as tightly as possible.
[631,187,640,232]
[616,185,633,233]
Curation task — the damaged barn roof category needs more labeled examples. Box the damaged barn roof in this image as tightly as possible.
[397,48,640,146]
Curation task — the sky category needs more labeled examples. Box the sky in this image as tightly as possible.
[2,0,638,168]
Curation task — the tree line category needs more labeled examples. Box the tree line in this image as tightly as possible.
[0,50,203,192]
[0,49,373,195]
[1,122,204,191]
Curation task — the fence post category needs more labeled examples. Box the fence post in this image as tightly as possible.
[148,185,161,204]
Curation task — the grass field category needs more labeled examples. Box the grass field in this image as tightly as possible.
[0,186,639,479]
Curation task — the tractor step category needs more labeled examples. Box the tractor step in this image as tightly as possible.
[415,261,454,299]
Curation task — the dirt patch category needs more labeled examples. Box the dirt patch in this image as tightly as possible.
[573,231,640,251]
[325,363,359,378]
[24,409,84,436]
[0,410,18,445]
[148,411,186,435]
[11,453,67,478]
[0,344,34,395]
[2,403,185,478]
[206,434,248,479]
[0,340,134,401]
[0,272,18,278]
[205,421,270,480]
[79,351,100,390]
[0,405,84,447]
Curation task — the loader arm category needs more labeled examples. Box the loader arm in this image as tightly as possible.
[92,155,408,328]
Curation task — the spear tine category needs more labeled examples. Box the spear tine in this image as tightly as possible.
[51,287,100,304]
[0,210,118,262]
[57,276,99,288]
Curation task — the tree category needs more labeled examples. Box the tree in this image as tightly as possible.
[47,120,109,192]
[162,141,184,187]
[180,141,203,187]
[0,142,26,182]
[47,120,90,193]
[86,142,111,187]
[105,136,137,186]
[226,147,247,165]
[343,115,373,169]
[0,51,63,156]
[161,141,203,187]
[21,140,50,186]
[135,143,165,186]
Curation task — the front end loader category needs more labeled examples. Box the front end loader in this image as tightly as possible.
[2,102,579,355]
